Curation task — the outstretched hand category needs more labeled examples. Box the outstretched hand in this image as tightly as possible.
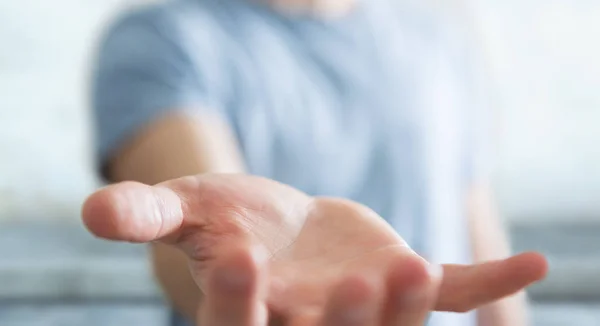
[82,174,547,325]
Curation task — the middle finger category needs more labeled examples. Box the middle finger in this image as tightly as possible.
[381,256,442,326]
[318,274,381,326]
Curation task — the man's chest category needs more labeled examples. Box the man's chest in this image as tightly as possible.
[188,3,471,197]
[223,20,425,192]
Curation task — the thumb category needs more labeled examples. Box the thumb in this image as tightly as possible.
[82,173,308,244]
[82,180,186,243]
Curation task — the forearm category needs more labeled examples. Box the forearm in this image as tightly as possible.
[467,186,530,326]
[106,114,246,321]
[151,243,202,321]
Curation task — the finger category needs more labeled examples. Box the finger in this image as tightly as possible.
[382,256,442,326]
[82,181,185,242]
[318,275,380,326]
[198,245,268,326]
[82,174,310,244]
[285,312,319,326]
[436,251,548,312]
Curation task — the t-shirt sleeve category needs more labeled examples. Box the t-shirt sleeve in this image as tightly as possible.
[90,9,225,180]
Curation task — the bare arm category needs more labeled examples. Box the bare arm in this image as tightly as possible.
[106,112,246,321]
[467,185,530,326]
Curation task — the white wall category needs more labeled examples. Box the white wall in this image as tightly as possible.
[0,0,598,223]
[470,0,600,223]
[0,0,132,221]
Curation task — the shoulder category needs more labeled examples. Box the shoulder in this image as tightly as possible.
[99,4,175,45]
[94,1,223,63]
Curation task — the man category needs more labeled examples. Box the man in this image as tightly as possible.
[83,0,548,325]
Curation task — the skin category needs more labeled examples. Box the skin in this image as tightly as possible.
[265,0,356,18]
[84,115,548,325]
[467,186,531,326]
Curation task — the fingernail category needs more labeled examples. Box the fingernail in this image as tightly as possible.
[399,265,441,308]
[427,264,443,280]
[250,245,270,265]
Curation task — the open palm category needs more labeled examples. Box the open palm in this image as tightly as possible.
[83,173,547,325]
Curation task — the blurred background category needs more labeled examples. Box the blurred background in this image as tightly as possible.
[0,0,599,325]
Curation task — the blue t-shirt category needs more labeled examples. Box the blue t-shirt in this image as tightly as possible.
[92,1,491,325]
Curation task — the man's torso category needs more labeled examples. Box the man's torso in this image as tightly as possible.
[96,1,481,324]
